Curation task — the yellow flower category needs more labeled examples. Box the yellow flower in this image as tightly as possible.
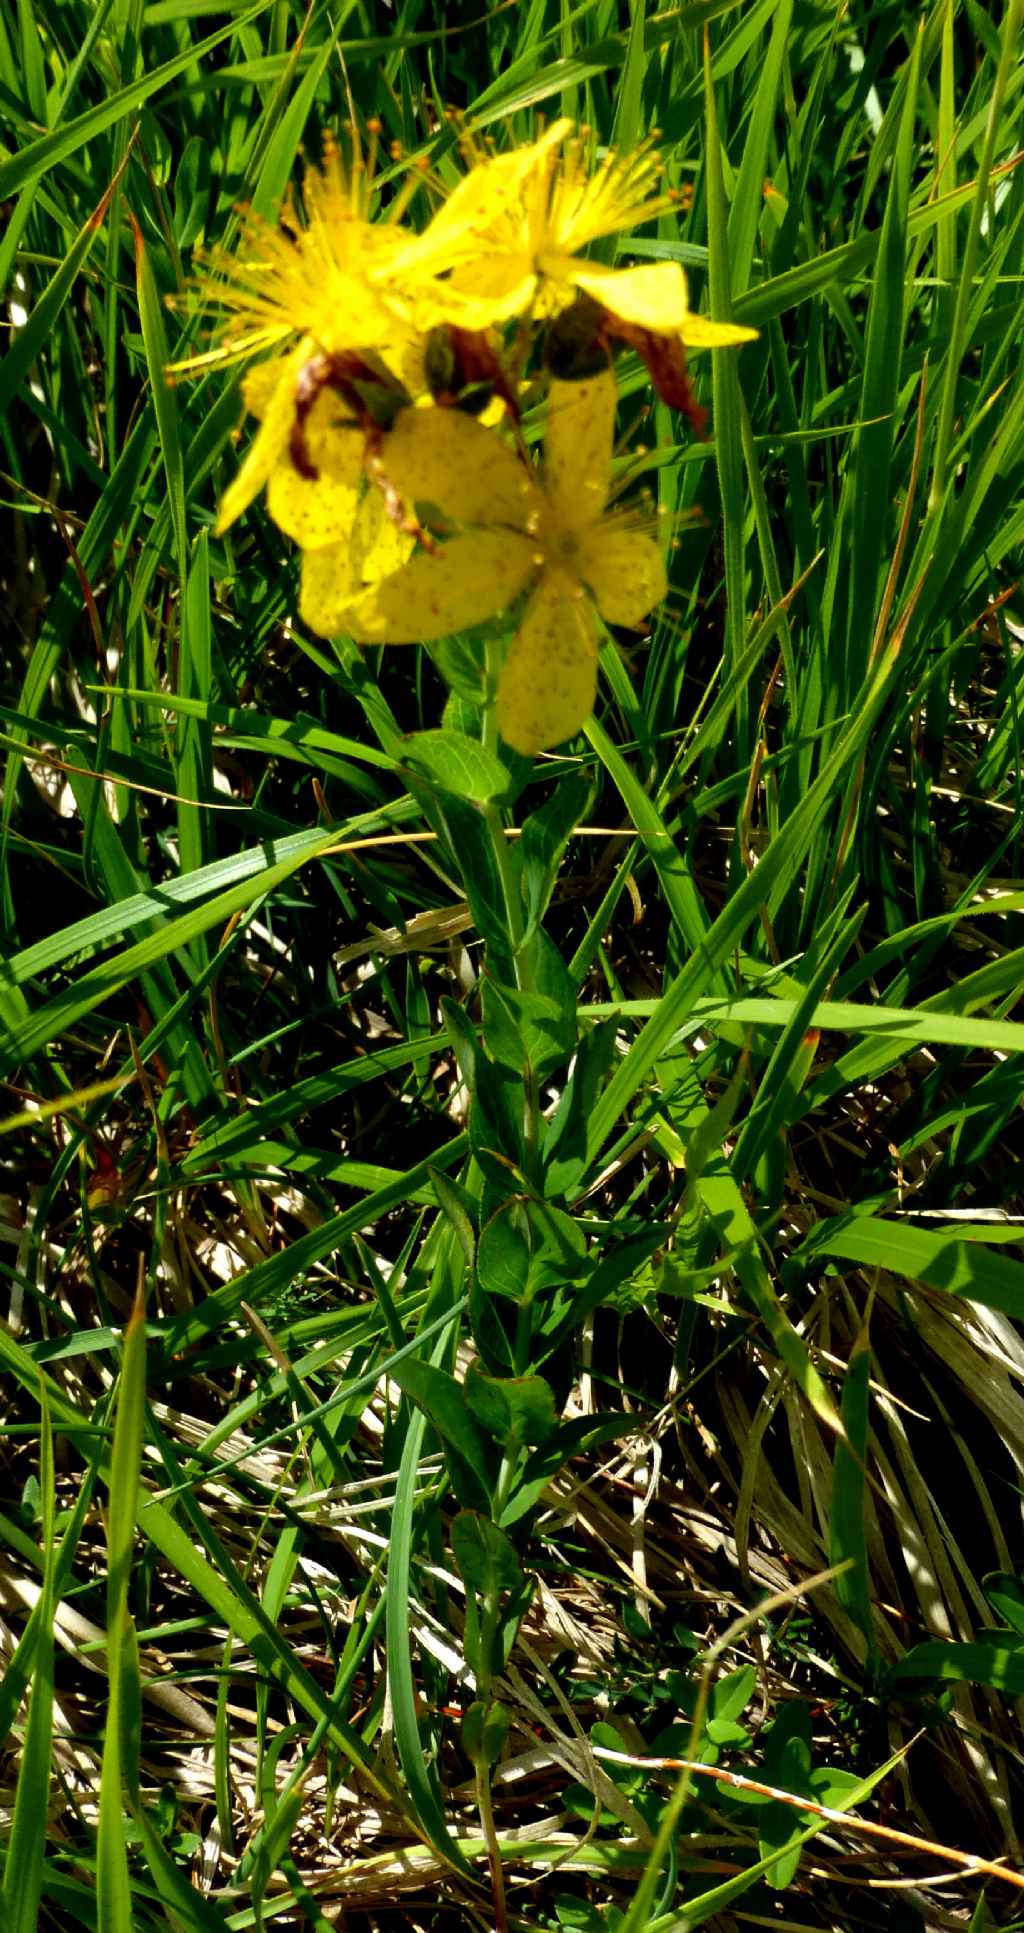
[172,132,432,538]
[210,338,413,625]
[211,340,371,534]
[174,130,425,377]
[336,369,667,756]
[395,120,757,350]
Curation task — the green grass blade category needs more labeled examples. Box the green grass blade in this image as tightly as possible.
[97,1287,147,1933]
[133,212,187,572]
[830,1323,875,1664]
[0,1,273,197]
[704,29,751,749]
[0,157,129,418]
[799,1218,1024,1320]
[0,829,339,1074]
[386,1322,476,1878]
[843,26,920,690]
[725,0,793,293]
[929,0,1024,506]
[1,1385,55,1933]
[584,648,901,1160]
[176,532,214,901]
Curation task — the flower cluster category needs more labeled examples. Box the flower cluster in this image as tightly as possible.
[177,119,755,754]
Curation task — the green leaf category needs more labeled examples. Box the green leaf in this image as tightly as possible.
[519,771,593,939]
[462,1698,510,1767]
[843,24,920,687]
[477,1201,532,1302]
[758,1703,813,1890]
[481,968,575,1083]
[443,998,523,1177]
[386,1348,475,1879]
[710,1663,756,1727]
[967,1890,991,1933]
[465,1362,557,1445]
[402,729,512,803]
[667,1747,902,1929]
[451,1510,524,1597]
[133,212,187,574]
[543,1016,619,1198]
[0,163,125,419]
[507,1414,641,1525]
[173,134,211,248]
[388,1356,497,1511]
[704,35,749,752]
[412,782,513,961]
[430,1169,477,1270]
[97,1289,147,1933]
[890,1636,1024,1695]
[984,1575,1024,1637]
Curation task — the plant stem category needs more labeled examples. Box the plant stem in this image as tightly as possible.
[482,646,544,1196]
[476,1757,508,1933]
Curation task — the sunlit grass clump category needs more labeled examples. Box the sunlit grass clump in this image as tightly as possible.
[3,3,1024,1931]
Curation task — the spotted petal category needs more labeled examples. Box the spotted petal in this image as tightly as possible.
[543,370,616,528]
[339,529,537,643]
[300,543,361,636]
[399,121,571,264]
[383,406,543,532]
[299,499,414,636]
[267,463,361,549]
[577,523,667,626]
[496,566,598,755]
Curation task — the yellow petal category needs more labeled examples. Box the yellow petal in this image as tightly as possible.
[214,342,307,534]
[576,523,667,626]
[300,544,361,636]
[254,374,374,546]
[241,353,293,421]
[303,389,365,478]
[417,270,540,332]
[354,492,415,586]
[571,260,689,332]
[340,529,537,643]
[298,497,415,636]
[496,566,598,755]
[543,370,616,528]
[384,328,429,400]
[383,406,542,532]
[267,460,361,549]
[404,120,571,261]
[571,260,757,348]
[678,313,759,350]
[438,254,540,325]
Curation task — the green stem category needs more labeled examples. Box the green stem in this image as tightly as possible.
[473,1551,513,1933]
[482,643,543,1194]
[476,1757,508,1933]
